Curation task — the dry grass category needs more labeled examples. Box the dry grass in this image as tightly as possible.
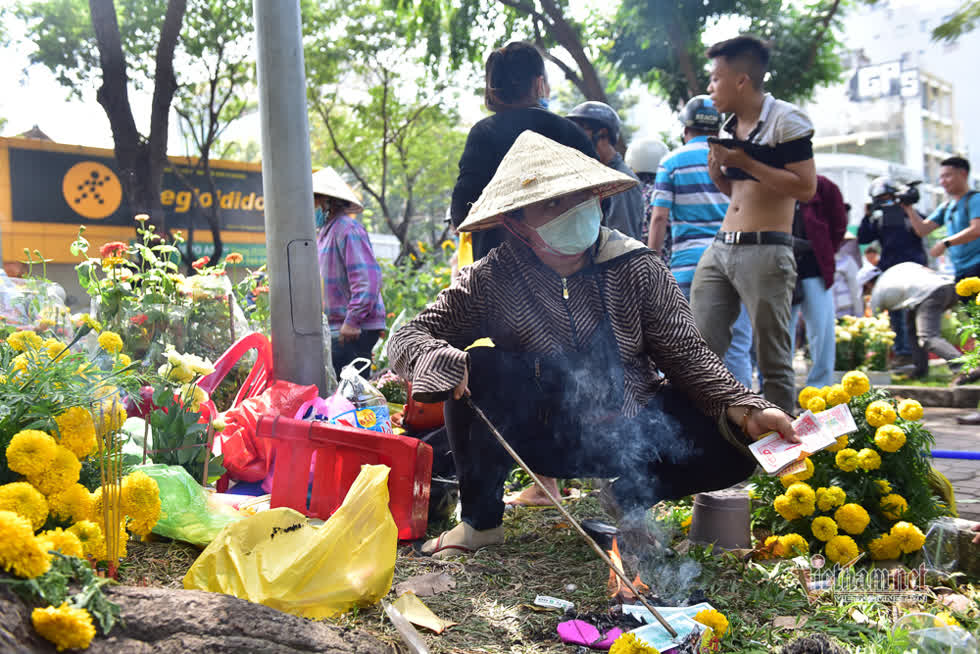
[116,539,202,588]
[112,495,979,653]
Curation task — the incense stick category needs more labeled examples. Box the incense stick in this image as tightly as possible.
[466,398,678,638]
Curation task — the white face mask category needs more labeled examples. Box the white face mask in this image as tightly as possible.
[532,196,602,256]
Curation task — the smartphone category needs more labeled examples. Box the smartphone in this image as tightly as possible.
[706,137,743,149]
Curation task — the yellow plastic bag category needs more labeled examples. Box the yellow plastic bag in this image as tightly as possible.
[182,464,397,619]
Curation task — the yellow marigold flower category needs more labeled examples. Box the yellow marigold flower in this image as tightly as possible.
[37,528,84,559]
[875,479,892,495]
[868,533,901,560]
[43,338,67,361]
[97,330,124,354]
[825,434,849,453]
[118,353,132,368]
[67,521,104,560]
[778,533,809,557]
[79,314,102,332]
[865,400,897,427]
[121,471,161,537]
[763,534,783,557]
[835,448,860,472]
[609,631,660,654]
[806,396,827,412]
[6,429,58,478]
[785,482,816,517]
[825,385,850,407]
[954,276,980,297]
[773,494,800,521]
[780,457,815,487]
[53,407,97,460]
[798,386,821,408]
[0,481,49,530]
[48,484,93,523]
[816,486,847,512]
[880,493,908,521]
[890,521,926,553]
[897,399,923,421]
[857,448,882,471]
[693,608,729,639]
[841,370,871,397]
[874,424,906,453]
[27,446,81,496]
[0,510,51,579]
[6,330,42,352]
[32,603,96,652]
[834,503,870,535]
[934,611,960,627]
[811,516,838,542]
[440,239,457,252]
[825,535,859,564]
[680,515,692,531]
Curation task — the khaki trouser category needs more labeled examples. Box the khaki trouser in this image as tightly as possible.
[691,241,797,412]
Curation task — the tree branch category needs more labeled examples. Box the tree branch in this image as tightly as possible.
[805,0,842,69]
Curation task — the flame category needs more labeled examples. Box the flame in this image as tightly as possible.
[606,536,649,601]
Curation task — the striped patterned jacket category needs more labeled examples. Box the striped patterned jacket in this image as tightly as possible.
[389,228,773,421]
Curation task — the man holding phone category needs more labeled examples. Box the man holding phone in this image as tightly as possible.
[690,35,817,412]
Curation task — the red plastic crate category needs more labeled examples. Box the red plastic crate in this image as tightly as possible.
[255,414,432,540]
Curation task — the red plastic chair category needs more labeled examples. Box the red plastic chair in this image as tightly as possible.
[198,331,274,414]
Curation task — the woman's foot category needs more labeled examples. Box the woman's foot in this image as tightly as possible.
[504,477,561,507]
[421,522,504,559]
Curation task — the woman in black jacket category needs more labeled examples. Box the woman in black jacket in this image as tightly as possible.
[450,41,599,261]
[449,41,599,507]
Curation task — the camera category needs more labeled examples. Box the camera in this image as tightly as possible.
[870,180,921,211]
[896,181,921,206]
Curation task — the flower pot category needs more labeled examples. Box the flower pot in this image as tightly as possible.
[688,489,751,550]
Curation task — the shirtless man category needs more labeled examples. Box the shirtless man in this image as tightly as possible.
[690,36,817,412]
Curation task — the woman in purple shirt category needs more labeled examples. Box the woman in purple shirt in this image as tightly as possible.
[313,167,386,377]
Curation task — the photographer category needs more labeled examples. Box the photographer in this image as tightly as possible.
[857,177,927,369]
[903,157,980,285]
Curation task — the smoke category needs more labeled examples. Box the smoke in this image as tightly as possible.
[620,508,703,606]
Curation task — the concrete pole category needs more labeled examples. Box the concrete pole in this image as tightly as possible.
[253,0,327,393]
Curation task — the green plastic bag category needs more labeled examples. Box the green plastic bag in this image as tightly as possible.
[135,464,242,546]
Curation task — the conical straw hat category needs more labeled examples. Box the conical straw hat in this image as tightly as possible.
[312,166,364,212]
[459,130,638,232]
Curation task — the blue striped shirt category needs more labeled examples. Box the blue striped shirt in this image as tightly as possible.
[652,136,728,285]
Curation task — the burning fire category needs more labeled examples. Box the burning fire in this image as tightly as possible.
[606,536,649,602]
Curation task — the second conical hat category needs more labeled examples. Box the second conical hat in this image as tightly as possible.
[312,166,364,212]
[458,130,638,232]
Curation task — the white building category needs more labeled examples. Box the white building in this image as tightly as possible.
[838,0,980,162]
[804,0,980,214]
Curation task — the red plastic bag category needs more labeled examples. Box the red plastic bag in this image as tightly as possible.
[219,380,318,482]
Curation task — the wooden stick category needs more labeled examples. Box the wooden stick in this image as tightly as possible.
[142,415,150,466]
[201,422,214,488]
[465,398,678,638]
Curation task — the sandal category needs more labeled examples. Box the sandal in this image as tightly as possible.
[421,523,504,559]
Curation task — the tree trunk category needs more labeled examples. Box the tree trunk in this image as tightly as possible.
[536,0,609,104]
[670,26,700,100]
[0,584,387,653]
[89,0,187,232]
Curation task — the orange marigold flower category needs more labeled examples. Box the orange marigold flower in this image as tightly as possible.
[99,241,128,258]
